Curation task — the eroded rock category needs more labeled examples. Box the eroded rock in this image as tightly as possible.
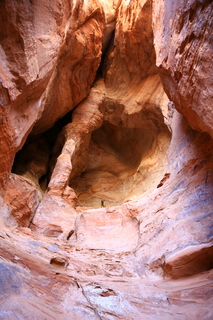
[0,0,105,196]
[152,0,213,137]
[0,0,213,319]
[165,244,213,279]
[4,173,41,227]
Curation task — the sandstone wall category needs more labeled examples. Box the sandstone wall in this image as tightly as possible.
[0,0,213,319]
[152,0,213,137]
[0,0,104,195]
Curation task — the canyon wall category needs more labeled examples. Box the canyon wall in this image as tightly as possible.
[153,0,213,137]
[0,0,213,319]
[0,0,104,196]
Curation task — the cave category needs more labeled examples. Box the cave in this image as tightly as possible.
[12,94,171,210]
[70,105,171,209]
[12,110,72,193]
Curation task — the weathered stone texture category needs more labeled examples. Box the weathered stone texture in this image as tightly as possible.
[0,0,213,319]
[152,0,213,137]
[0,0,104,194]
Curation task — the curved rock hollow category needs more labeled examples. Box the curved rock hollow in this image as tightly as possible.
[11,0,171,212]
[70,77,171,209]
[11,76,170,218]
[1,0,213,319]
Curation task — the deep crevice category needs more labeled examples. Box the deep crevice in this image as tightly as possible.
[12,110,72,192]
[179,32,196,54]
[95,29,115,81]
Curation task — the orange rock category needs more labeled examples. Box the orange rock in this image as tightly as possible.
[0,0,213,319]
[0,0,105,194]
[152,0,213,137]
[31,193,77,239]
[4,173,42,227]
[73,207,139,252]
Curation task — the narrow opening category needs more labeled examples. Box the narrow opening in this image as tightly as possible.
[67,230,74,240]
[12,111,72,192]
[95,29,115,80]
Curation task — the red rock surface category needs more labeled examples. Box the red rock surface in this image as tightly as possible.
[4,173,41,227]
[0,0,213,319]
[0,0,104,194]
[152,0,213,138]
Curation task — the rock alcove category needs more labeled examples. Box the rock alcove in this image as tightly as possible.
[11,0,171,211]
[70,98,171,209]
[12,84,171,210]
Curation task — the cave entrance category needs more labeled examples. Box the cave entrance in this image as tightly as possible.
[70,115,171,209]
[12,111,72,192]
[11,81,171,211]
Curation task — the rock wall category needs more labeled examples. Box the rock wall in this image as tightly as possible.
[152,0,213,137]
[0,0,104,195]
[0,0,213,319]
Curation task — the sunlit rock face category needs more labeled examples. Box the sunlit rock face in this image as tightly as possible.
[0,0,213,319]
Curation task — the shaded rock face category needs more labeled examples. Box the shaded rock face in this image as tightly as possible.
[0,0,213,319]
[0,0,104,194]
